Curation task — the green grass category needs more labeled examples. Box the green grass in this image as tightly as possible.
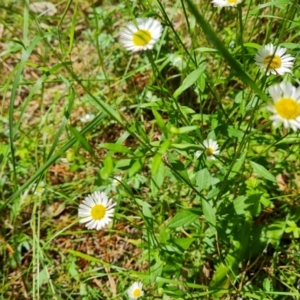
[1,0,300,299]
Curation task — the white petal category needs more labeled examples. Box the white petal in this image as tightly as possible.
[119,18,163,52]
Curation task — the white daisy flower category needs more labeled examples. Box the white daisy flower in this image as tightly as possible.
[78,191,116,230]
[196,139,220,160]
[119,18,163,52]
[80,113,95,123]
[255,44,294,75]
[112,175,122,187]
[127,282,144,299]
[211,0,243,7]
[267,82,300,131]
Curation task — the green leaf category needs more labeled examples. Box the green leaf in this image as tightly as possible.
[173,238,194,250]
[176,125,198,134]
[151,153,165,196]
[151,154,162,176]
[168,154,191,185]
[99,143,133,154]
[100,155,114,180]
[228,152,246,179]
[250,161,277,182]
[194,47,218,53]
[233,196,248,215]
[133,121,149,143]
[227,126,244,138]
[280,42,300,49]
[37,267,50,288]
[168,209,199,228]
[202,199,216,234]
[67,250,111,267]
[128,159,143,177]
[152,109,167,135]
[69,126,94,155]
[158,226,170,244]
[136,199,153,219]
[158,139,171,154]
[261,221,285,245]
[196,168,210,191]
[150,259,163,282]
[207,187,220,200]
[173,65,205,98]
[263,278,272,293]
[171,143,200,150]
[142,202,153,219]
[232,42,261,55]
[247,194,262,217]
[209,263,231,291]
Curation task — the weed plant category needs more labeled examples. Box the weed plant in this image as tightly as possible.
[1,0,300,299]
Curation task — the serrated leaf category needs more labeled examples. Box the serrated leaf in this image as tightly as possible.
[250,161,277,182]
[263,278,272,292]
[168,210,199,228]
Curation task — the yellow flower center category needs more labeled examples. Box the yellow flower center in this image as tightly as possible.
[227,0,237,3]
[206,147,214,156]
[132,29,152,46]
[133,288,141,297]
[275,97,300,120]
[91,204,106,220]
[263,55,282,70]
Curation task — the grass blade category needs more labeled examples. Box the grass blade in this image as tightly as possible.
[185,0,269,103]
